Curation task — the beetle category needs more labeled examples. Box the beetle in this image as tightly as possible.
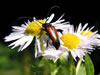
[42,23,60,49]
[34,14,60,49]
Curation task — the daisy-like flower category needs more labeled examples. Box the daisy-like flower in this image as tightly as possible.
[41,23,100,61]
[4,13,70,57]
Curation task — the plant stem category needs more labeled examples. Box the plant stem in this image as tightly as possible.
[40,38,44,51]
[76,59,82,75]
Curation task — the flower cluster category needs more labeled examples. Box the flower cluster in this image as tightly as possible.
[41,23,100,61]
[4,13,100,62]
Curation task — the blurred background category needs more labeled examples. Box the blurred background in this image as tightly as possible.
[0,1,100,75]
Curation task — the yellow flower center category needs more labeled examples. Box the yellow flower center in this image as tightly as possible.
[25,20,45,36]
[81,30,92,36]
[60,33,81,50]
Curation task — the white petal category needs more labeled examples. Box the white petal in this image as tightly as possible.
[52,14,65,24]
[80,23,88,33]
[46,13,54,23]
[19,36,33,51]
[21,24,27,27]
[4,34,24,42]
[36,38,42,53]
[89,26,95,31]
[35,37,43,58]
[12,26,25,31]
[77,23,82,33]
[43,49,62,59]
[59,45,68,51]
[82,27,89,35]
[35,46,38,58]
[71,50,77,61]
[33,17,36,20]
[9,35,33,51]
[8,36,26,47]
[74,49,82,58]
[57,14,65,21]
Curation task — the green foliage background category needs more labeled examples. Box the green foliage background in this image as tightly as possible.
[0,42,22,75]
[0,41,99,75]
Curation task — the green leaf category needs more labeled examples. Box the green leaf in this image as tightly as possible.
[84,54,94,75]
[51,67,59,75]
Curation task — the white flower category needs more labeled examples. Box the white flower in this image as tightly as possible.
[4,13,70,57]
[40,45,68,62]
[40,23,100,61]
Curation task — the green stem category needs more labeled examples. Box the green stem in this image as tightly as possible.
[76,59,82,75]
[40,38,45,51]
[68,52,74,75]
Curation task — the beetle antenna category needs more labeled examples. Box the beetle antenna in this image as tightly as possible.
[45,6,60,22]
[17,17,32,21]
[34,20,43,28]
